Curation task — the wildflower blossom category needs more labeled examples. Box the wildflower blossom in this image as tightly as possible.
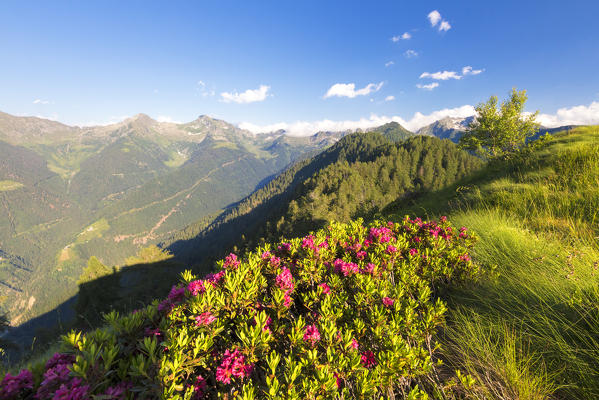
[283,292,293,307]
[188,279,205,296]
[195,311,217,326]
[192,376,207,398]
[223,253,240,269]
[303,324,321,346]
[0,369,33,398]
[168,285,186,303]
[382,297,394,307]
[51,378,90,400]
[276,267,294,291]
[350,338,359,350]
[356,250,367,260]
[216,349,253,384]
[205,271,226,287]
[102,382,132,399]
[409,248,418,256]
[318,282,330,294]
[386,245,397,254]
[361,351,377,368]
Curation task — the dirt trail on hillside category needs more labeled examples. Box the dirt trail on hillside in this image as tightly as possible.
[126,156,247,244]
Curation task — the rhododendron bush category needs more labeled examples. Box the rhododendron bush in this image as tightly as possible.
[1,218,478,399]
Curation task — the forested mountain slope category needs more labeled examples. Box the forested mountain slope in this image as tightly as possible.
[0,112,339,326]
[165,132,482,270]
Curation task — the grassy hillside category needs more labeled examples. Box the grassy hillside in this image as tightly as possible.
[4,125,597,399]
[386,125,599,399]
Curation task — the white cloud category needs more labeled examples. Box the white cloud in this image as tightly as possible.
[391,32,411,42]
[385,95,395,102]
[439,21,451,32]
[536,101,599,127]
[33,99,50,105]
[156,115,181,123]
[385,61,395,67]
[220,85,271,104]
[462,66,483,76]
[428,10,442,27]
[420,71,461,80]
[324,82,383,99]
[416,82,440,91]
[404,49,419,58]
[428,10,451,32]
[238,105,476,136]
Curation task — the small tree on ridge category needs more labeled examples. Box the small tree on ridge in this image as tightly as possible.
[460,88,540,159]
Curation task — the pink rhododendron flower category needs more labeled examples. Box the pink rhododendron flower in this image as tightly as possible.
[145,327,161,337]
[386,245,397,254]
[103,381,132,399]
[51,378,90,400]
[269,256,281,268]
[350,338,359,350]
[216,349,253,384]
[193,376,207,398]
[356,250,367,260]
[223,253,240,269]
[382,297,394,307]
[188,279,205,296]
[318,282,330,294]
[302,235,316,250]
[206,271,226,287]
[409,248,418,256]
[303,324,321,346]
[276,267,294,290]
[195,311,217,326]
[459,254,471,262]
[168,285,186,303]
[283,292,293,307]
[261,251,271,260]
[364,263,376,274]
[277,243,291,253]
[333,259,360,276]
[361,351,377,368]
[0,369,33,398]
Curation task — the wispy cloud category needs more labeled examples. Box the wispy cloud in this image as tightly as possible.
[404,49,419,58]
[428,10,451,32]
[419,66,484,82]
[220,85,270,104]
[324,82,383,99]
[416,82,440,91]
[385,61,395,67]
[537,101,599,127]
[197,80,215,97]
[238,105,476,136]
[33,99,50,105]
[420,70,461,80]
[391,32,411,42]
[462,66,484,76]
[385,95,395,101]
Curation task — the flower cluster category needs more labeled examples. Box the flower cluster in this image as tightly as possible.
[0,370,33,399]
[6,218,478,399]
[215,349,254,384]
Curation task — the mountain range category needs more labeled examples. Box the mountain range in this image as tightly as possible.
[0,111,345,326]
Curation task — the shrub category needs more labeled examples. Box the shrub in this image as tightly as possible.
[2,218,478,399]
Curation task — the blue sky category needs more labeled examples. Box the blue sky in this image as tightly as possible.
[1,0,598,134]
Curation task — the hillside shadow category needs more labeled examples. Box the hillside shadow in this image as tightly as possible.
[3,256,201,365]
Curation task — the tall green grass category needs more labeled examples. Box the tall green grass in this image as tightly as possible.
[390,126,599,398]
